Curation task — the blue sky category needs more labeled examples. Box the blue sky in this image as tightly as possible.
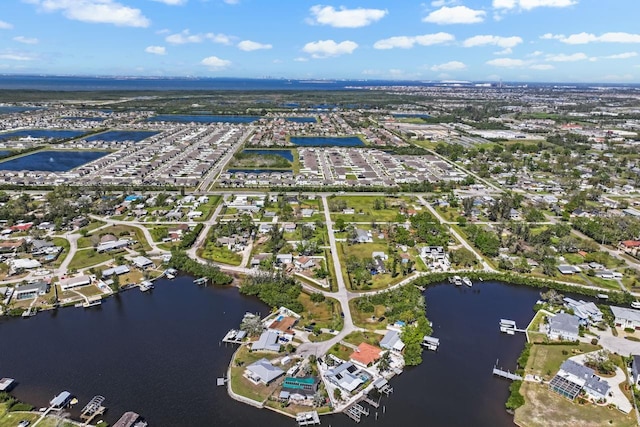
[1,0,639,82]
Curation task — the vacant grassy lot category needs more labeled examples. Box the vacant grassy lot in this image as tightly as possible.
[349,299,389,331]
[298,292,342,331]
[68,248,122,270]
[329,196,413,223]
[515,382,636,427]
[51,237,70,267]
[201,243,242,266]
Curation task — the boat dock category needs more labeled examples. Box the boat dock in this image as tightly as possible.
[80,395,106,426]
[139,281,154,292]
[499,319,526,335]
[82,295,102,308]
[222,329,247,344]
[372,377,393,396]
[345,403,369,423]
[194,277,208,285]
[492,360,522,381]
[296,411,320,426]
[0,378,15,392]
[360,395,380,408]
[216,377,227,386]
[422,335,440,351]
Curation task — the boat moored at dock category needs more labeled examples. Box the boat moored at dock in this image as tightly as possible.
[462,277,473,287]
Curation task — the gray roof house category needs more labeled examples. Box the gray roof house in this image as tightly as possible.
[584,376,611,401]
[251,331,281,352]
[380,330,405,352]
[557,265,581,275]
[354,228,373,244]
[14,281,49,301]
[548,313,580,341]
[245,358,284,385]
[549,359,596,400]
[563,298,603,325]
[325,362,363,393]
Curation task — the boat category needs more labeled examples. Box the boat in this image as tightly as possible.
[632,301,640,309]
[597,293,609,300]
[139,281,154,292]
[165,268,177,279]
[453,276,462,286]
[82,299,102,308]
[194,277,208,285]
[462,277,473,287]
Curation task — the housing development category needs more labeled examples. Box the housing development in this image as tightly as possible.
[1,82,640,427]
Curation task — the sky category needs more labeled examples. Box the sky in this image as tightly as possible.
[1,0,639,82]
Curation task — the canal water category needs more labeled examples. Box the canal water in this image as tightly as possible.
[0,278,542,426]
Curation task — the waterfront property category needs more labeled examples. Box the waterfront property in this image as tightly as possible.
[84,131,158,143]
[0,129,87,142]
[245,358,284,385]
[0,150,109,172]
[549,359,611,402]
[14,281,49,300]
[324,362,364,393]
[547,313,580,341]
[147,115,260,123]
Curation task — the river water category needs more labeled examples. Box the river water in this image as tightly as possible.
[0,278,542,426]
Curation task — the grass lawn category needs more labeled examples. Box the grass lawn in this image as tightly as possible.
[298,292,342,331]
[349,299,389,331]
[524,342,601,381]
[584,276,622,291]
[329,196,413,223]
[192,195,222,221]
[201,243,242,266]
[74,284,104,297]
[94,224,152,252]
[563,253,585,265]
[77,236,95,249]
[308,333,335,342]
[68,248,118,270]
[342,331,383,347]
[515,382,637,427]
[327,342,354,361]
[79,220,106,234]
[229,347,281,403]
[526,310,547,334]
[51,237,70,267]
[338,242,409,291]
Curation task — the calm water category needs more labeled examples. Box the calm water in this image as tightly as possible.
[148,115,260,124]
[84,131,158,143]
[0,279,544,427]
[0,130,87,142]
[0,150,108,171]
[290,136,364,147]
[0,151,11,157]
[227,169,292,174]
[63,117,106,122]
[241,149,293,162]
[393,114,431,119]
[0,106,41,114]
[285,117,317,123]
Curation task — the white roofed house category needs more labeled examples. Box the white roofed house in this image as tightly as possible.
[324,362,363,394]
[563,298,603,325]
[547,313,580,342]
[245,358,284,385]
[380,330,405,352]
[132,256,154,270]
[610,306,640,330]
[59,275,92,291]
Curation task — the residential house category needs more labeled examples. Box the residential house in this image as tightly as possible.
[301,209,315,218]
[550,359,596,400]
[281,377,319,402]
[132,256,154,269]
[294,256,316,270]
[548,313,580,341]
[354,228,373,244]
[14,281,49,300]
[268,316,298,335]
[96,239,131,253]
[611,306,640,330]
[59,275,92,291]
[563,298,603,325]
[0,239,25,253]
[251,331,281,352]
[276,254,293,265]
[557,265,581,275]
[325,362,363,393]
[102,265,131,278]
[245,358,284,385]
[281,223,296,233]
[380,330,405,352]
[350,342,382,367]
[619,240,640,257]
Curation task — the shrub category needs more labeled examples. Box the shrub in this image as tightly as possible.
[591,338,599,345]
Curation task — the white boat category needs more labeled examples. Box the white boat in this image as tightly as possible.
[632,301,640,309]
[453,276,462,286]
[139,281,154,292]
[462,277,473,287]
[166,273,175,280]
[82,299,102,308]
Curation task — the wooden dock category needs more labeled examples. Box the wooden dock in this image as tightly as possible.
[492,367,522,381]
[361,396,380,408]
[80,395,106,426]
[499,319,526,334]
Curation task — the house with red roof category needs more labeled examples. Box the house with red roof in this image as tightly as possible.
[349,342,382,368]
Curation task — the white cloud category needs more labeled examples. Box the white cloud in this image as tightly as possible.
[0,20,13,30]
[223,0,239,4]
[493,0,576,10]
[486,58,525,67]
[151,0,187,5]
[556,32,640,44]
[530,64,554,70]
[430,61,466,71]
[201,56,231,70]
[294,57,308,62]
[13,36,39,45]
[26,0,150,27]
[308,5,387,28]
[145,46,166,55]
[463,35,523,48]
[166,30,231,45]
[423,6,486,25]
[302,40,358,58]
[237,40,272,51]
[0,52,36,61]
[545,52,588,62]
[540,33,564,40]
[373,32,454,49]
[604,52,637,59]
